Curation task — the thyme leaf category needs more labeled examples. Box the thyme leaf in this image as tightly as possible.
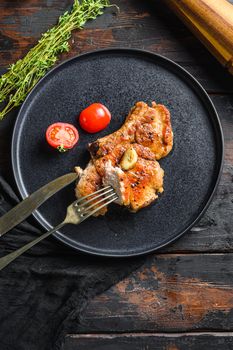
[0,0,110,120]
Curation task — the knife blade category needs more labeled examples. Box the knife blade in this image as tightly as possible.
[0,172,78,237]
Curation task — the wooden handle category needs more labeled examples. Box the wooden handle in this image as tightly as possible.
[165,0,233,74]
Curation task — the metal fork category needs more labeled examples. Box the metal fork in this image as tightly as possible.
[0,186,117,271]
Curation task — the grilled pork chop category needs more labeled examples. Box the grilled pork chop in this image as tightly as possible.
[102,148,164,211]
[89,101,173,161]
[75,101,173,215]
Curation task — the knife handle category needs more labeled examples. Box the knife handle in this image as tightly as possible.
[0,172,78,237]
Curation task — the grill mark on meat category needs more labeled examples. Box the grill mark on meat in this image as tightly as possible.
[89,141,100,157]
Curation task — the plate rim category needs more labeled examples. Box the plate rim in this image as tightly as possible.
[11,48,224,257]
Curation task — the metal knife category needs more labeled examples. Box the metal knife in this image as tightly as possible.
[0,172,78,237]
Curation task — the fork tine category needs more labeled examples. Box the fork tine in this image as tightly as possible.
[80,192,117,214]
[75,185,112,205]
[76,187,115,209]
[80,195,118,221]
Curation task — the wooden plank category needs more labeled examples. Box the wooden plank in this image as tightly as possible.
[0,0,232,93]
[79,253,233,332]
[64,333,233,350]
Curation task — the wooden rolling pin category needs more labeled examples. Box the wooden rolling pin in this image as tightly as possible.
[165,0,233,74]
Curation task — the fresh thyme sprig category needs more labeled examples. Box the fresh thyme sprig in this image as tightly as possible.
[0,0,110,120]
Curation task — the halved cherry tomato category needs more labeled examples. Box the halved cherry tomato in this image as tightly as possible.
[79,103,111,133]
[46,122,79,152]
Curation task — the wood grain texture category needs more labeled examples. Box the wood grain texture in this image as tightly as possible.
[79,254,233,332]
[165,0,233,73]
[0,2,233,348]
[64,333,233,350]
[0,0,233,93]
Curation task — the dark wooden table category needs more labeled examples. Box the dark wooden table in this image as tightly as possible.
[1,1,233,349]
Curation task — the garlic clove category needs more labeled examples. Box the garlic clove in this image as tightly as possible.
[120,147,138,170]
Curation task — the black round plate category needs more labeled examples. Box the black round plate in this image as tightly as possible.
[12,49,223,257]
